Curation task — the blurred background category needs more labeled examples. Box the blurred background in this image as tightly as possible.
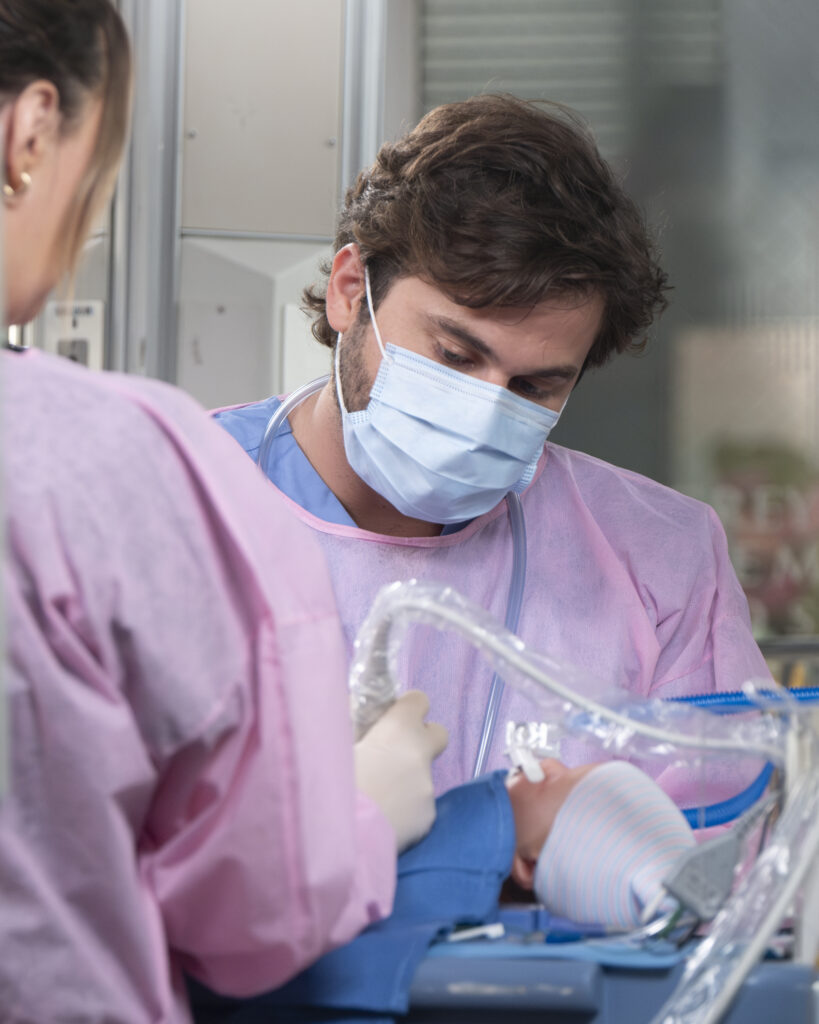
[12,0,819,642]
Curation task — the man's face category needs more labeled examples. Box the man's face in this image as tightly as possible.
[337,274,604,416]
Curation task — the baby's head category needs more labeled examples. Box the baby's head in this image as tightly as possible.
[505,759,695,930]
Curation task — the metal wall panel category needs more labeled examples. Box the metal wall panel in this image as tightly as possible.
[422,0,633,157]
[182,0,344,237]
[421,0,721,159]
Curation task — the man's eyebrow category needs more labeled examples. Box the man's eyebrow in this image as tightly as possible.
[523,365,579,381]
[428,314,493,356]
[427,314,581,379]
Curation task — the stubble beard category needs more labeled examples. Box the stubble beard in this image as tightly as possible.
[334,316,374,414]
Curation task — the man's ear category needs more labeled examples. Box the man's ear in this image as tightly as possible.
[325,243,366,334]
[510,850,536,893]
[4,80,61,192]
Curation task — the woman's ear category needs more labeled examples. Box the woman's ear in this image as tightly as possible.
[325,243,366,334]
[510,850,537,893]
[4,80,61,194]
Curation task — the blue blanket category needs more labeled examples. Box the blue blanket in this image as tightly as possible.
[189,771,515,1023]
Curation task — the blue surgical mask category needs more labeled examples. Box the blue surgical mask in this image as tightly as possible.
[334,268,563,524]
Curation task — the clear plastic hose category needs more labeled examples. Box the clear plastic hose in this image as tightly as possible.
[650,725,819,1024]
[349,579,787,767]
[472,490,527,778]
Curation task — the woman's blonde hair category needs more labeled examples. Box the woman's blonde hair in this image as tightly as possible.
[0,0,132,274]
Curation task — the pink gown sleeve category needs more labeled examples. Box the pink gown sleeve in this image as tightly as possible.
[1,350,396,1021]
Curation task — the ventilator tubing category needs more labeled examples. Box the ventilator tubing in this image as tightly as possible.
[650,732,819,1024]
[350,579,819,1024]
[350,579,787,768]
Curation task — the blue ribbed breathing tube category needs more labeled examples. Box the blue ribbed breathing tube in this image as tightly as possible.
[672,686,819,827]
[671,686,819,713]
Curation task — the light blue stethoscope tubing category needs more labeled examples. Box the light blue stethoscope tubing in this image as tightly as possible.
[256,374,330,471]
[257,375,529,782]
[472,490,527,778]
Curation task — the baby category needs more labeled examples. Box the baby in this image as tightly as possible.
[506,758,696,930]
[190,758,696,1022]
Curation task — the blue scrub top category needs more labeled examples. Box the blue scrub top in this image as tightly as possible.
[213,397,470,535]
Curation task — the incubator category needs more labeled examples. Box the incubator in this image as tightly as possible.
[349,579,819,1024]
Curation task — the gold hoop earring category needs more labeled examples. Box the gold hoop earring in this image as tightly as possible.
[3,171,31,202]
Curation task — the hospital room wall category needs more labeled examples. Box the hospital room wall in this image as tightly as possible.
[175,0,340,406]
[174,0,419,407]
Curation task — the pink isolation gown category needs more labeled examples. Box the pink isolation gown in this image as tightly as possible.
[1,349,396,1023]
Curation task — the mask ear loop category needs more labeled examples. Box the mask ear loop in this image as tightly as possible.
[335,262,391,413]
[333,246,365,414]
[333,331,348,413]
[364,265,391,363]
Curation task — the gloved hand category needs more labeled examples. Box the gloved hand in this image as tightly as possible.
[354,690,448,853]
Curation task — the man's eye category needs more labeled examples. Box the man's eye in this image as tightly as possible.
[514,379,549,399]
[439,347,472,367]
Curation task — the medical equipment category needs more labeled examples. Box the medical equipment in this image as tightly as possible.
[673,689,819,827]
[255,375,529,781]
[349,579,785,762]
[649,692,819,1024]
[676,687,819,711]
[348,580,786,925]
[472,489,526,779]
[348,578,819,1024]
[406,953,814,1022]
[256,374,328,474]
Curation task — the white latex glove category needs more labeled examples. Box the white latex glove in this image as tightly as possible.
[354,690,449,853]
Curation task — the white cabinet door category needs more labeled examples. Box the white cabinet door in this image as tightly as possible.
[182,0,343,237]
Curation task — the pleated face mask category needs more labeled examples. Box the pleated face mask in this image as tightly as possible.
[533,761,696,930]
[334,267,562,524]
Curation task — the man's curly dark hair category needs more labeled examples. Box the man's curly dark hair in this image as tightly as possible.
[304,93,670,370]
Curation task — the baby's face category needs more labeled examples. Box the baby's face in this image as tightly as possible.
[505,759,598,890]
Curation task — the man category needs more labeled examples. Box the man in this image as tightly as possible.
[215,94,770,795]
